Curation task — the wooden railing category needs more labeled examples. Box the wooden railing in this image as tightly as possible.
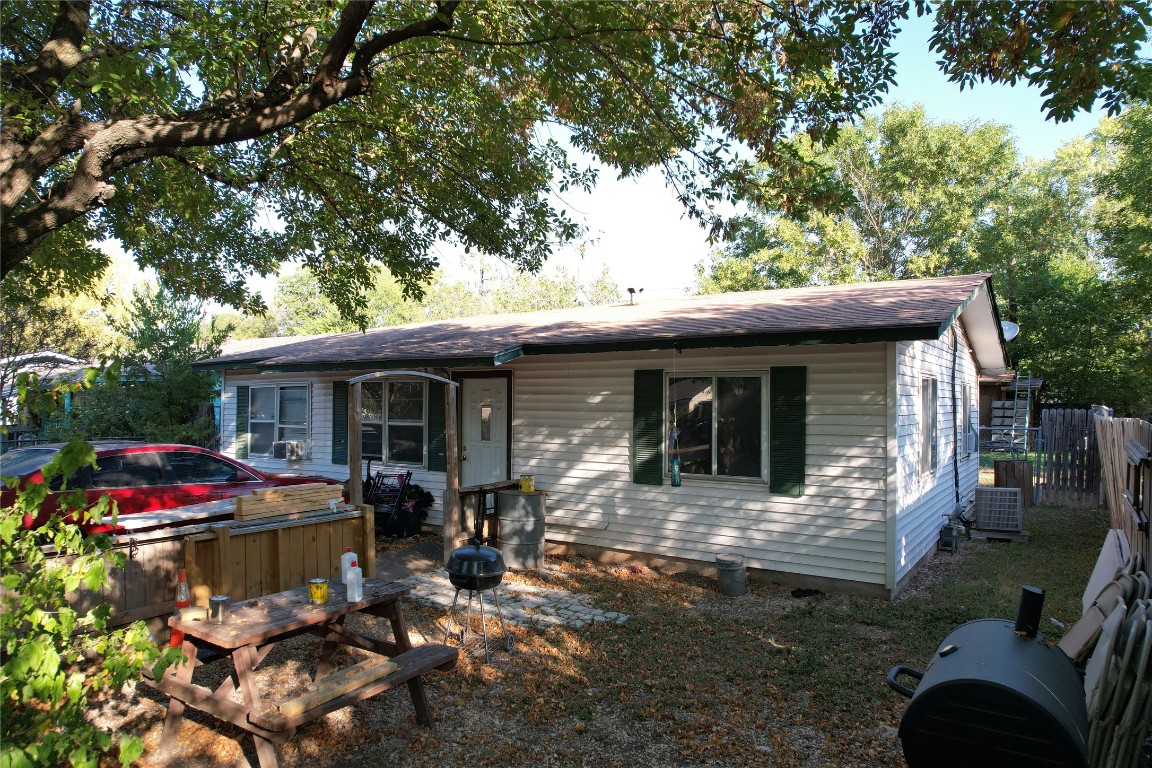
[1094,410,1151,570]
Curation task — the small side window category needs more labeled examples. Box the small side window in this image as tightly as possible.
[167,452,258,484]
[89,453,165,488]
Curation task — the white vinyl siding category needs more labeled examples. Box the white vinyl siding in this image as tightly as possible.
[217,323,984,595]
[891,325,981,588]
[510,344,890,588]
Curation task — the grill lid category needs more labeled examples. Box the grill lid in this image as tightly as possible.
[446,542,507,590]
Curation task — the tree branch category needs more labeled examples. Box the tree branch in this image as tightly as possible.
[148,147,277,188]
[5,1,90,113]
[1,0,471,277]
[351,0,461,74]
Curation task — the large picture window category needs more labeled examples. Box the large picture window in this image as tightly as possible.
[668,374,764,479]
[362,380,426,464]
[248,384,309,456]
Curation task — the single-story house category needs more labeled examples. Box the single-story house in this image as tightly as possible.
[1,350,91,448]
[195,273,1009,597]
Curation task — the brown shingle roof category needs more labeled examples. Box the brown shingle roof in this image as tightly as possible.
[197,273,1003,371]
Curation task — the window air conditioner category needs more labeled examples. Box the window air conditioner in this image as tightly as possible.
[272,440,306,460]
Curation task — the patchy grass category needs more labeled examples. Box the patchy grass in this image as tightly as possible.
[109,504,1119,768]
[393,503,1111,768]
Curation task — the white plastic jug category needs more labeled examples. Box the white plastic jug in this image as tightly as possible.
[340,547,358,585]
[346,560,363,603]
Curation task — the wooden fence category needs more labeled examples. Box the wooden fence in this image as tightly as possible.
[57,505,375,638]
[1094,412,1151,569]
[1039,408,1101,506]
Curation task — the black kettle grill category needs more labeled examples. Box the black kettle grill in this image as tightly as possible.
[445,542,507,591]
[887,586,1089,768]
[443,517,515,662]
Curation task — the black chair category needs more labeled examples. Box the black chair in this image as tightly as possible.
[368,470,412,536]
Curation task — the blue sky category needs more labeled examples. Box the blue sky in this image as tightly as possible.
[501,12,1108,301]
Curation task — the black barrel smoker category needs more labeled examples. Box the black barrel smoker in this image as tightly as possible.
[887,586,1089,768]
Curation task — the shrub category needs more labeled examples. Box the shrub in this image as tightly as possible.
[1,440,181,767]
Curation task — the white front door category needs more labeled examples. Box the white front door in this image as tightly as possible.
[460,377,509,487]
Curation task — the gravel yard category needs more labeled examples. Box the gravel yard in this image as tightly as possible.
[93,507,1132,768]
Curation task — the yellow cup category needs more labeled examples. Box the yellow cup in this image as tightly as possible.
[308,578,328,604]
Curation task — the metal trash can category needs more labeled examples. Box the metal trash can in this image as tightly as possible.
[497,490,546,570]
[716,553,746,597]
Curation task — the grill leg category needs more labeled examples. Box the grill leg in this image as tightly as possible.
[477,590,491,664]
[443,586,514,663]
[463,590,476,640]
[443,588,464,645]
[489,587,515,653]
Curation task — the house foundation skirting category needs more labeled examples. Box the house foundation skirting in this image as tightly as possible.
[544,541,893,599]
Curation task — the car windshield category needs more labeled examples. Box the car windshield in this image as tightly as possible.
[0,447,60,478]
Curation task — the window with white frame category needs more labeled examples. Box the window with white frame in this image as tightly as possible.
[248,384,309,456]
[668,373,764,479]
[962,382,974,456]
[920,377,938,473]
[362,380,426,464]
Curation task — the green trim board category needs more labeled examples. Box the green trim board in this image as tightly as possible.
[514,326,941,359]
[234,357,496,374]
[198,327,943,374]
[427,381,447,472]
[632,370,665,486]
[769,367,806,496]
[331,381,348,465]
[234,385,250,459]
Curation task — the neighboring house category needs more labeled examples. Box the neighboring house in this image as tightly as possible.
[978,373,1044,446]
[1,350,90,446]
[195,273,1009,597]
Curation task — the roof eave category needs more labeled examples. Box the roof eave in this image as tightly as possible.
[953,276,1010,375]
[507,325,944,360]
[242,356,497,374]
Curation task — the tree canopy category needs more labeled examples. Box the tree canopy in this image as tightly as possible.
[222,260,621,337]
[4,0,1149,323]
[69,283,228,443]
[697,104,1018,290]
[697,103,1152,416]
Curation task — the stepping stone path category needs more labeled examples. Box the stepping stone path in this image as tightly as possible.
[399,570,629,628]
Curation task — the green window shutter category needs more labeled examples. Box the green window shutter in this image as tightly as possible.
[235,385,250,460]
[769,367,806,496]
[633,369,665,486]
[427,381,446,472]
[332,381,348,465]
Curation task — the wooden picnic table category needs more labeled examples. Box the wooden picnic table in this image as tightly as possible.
[145,579,458,768]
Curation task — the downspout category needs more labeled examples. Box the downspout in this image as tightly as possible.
[952,326,960,513]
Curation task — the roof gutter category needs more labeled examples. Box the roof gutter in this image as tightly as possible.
[501,324,944,361]
[198,356,495,374]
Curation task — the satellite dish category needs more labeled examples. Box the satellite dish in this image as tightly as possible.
[1001,321,1020,342]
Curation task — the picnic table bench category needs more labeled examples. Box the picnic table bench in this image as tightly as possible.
[145,580,457,768]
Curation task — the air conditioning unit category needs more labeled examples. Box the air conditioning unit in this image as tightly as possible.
[973,486,1023,533]
[272,440,306,461]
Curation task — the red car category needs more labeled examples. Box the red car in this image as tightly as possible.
[1,441,342,531]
